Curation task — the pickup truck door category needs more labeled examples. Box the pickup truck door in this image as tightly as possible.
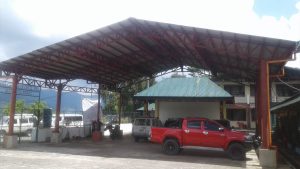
[200,120,225,148]
[182,120,203,146]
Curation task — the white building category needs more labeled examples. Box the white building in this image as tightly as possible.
[134,77,233,124]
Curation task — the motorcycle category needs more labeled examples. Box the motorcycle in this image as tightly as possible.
[104,123,123,140]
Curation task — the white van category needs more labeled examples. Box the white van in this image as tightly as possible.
[52,114,84,127]
[132,118,162,142]
[0,114,37,136]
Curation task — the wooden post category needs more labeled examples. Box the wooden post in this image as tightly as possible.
[143,100,148,116]
[220,101,224,120]
[155,100,160,118]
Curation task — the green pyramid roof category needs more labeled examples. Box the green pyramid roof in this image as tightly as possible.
[134,77,232,101]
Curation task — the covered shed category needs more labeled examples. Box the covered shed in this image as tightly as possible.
[0,17,298,162]
[134,77,232,123]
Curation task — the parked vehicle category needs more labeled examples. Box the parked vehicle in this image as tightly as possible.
[164,118,183,128]
[104,123,123,140]
[132,118,163,142]
[52,114,83,127]
[150,118,255,160]
[0,114,37,136]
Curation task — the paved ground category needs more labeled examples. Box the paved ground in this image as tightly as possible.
[0,136,289,169]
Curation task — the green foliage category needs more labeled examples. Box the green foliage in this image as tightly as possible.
[3,100,27,115]
[102,90,118,114]
[2,100,48,118]
[28,101,48,117]
[101,78,156,114]
[121,78,156,112]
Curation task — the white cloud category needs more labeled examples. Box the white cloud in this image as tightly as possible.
[286,53,300,68]
[11,0,300,41]
[7,0,300,69]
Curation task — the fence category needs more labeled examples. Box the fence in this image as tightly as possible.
[0,109,92,144]
[0,109,143,144]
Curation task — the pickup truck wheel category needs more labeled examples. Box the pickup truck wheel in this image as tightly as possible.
[227,143,246,161]
[163,139,180,155]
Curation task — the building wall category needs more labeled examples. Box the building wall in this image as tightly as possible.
[216,80,300,129]
[159,101,220,123]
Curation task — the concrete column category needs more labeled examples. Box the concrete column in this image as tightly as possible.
[3,75,18,148]
[96,86,101,131]
[52,84,63,143]
[246,108,251,129]
[54,84,62,133]
[92,85,102,142]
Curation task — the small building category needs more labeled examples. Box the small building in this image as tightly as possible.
[134,77,233,124]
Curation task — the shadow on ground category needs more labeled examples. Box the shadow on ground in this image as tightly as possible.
[2,135,259,168]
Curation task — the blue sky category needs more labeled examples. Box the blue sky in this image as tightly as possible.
[254,0,299,18]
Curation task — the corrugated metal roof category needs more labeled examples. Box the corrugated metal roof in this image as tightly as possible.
[134,77,232,99]
[0,18,297,90]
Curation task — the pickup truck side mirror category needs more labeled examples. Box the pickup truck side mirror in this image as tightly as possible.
[218,127,224,132]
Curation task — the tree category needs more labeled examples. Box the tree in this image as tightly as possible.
[3,100,27,115]
[28,101,48,117]
[28,101,48,126]
[101,78,156,114]
[102,90,118,114]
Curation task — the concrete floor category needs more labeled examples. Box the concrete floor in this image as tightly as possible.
[0,136,287,169]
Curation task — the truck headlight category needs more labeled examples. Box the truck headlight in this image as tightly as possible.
[244,135,253,141]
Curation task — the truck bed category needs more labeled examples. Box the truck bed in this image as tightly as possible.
[150,127,182,144]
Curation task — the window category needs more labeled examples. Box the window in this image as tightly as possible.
[187,120,201,129]
[152,119,163,127]
[204,121,220,131]
[135,119,146,126]
[226,109,246,121]
[276,84,300,97]
[20,118,28,124]
[250,85,256,96]
[64,116,82,122]
[224,85,245,96]
[29,117,34,123]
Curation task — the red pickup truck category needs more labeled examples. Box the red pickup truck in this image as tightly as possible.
[150,118,254,160]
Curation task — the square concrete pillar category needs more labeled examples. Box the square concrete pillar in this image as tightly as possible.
[259,148,277,168]
[3,135,18,148]
[51,132,62,143]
